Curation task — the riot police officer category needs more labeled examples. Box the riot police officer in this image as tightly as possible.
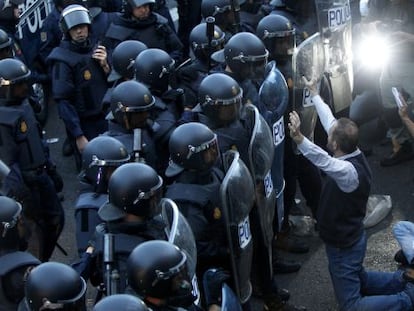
[211,32,268,112]
[176,22,226,109]
[103,0,183,63]
[104,80,173,176]
[0,196,40,310]
[18,262,87,311]
[75,136,130,255]
[93,294,150,311]
[73,162,167,295]
[47,4,110,171]
[257,14,319,258]
[127,240,201,310]
[165,122,228,273]
[0,58,64,262]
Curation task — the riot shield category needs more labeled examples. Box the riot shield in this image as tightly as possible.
[160,198,200,305]
[220,150,254,303]
[258,61,289,231]
[292,32,324,141]
[316,0,353,113]
[245,104,275,250]
[221,283,242,311]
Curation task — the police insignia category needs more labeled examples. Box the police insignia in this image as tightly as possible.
[287,77,293,89]
[83,70,92,80]
[40,32,47,42]
[144,94,151,103]
[20,120,27,133]
[213,207,221,220]
[231,86,238,96]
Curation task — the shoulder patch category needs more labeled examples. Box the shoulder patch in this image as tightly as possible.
[40,31,47,42]
[83,70,92,80]
[19,120,27,133]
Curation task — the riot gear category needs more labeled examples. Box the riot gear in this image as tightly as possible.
[127,240,195,308]
[0,196,21,238]
[98,162,163,221]
[133,48,175,94]
[214,32,268,80]
[0,28,12,55]
[189,22,225,63]
[23,262,87,311]
[256,14,296,60]
[81,136,130,193]
[166,122,219,177]
[93,294,149,311]
[0,58,31,103]
[198,73,243,126]
[108,40,148,82]
[110,80,155,129]
[60,4,92,34]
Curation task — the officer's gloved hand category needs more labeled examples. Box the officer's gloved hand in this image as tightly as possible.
[202,268,230,306]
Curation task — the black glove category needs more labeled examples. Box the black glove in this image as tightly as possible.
[202,268,230,306]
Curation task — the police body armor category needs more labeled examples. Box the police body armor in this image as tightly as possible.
[220,150,255,303]
[258,61,289,231]
[74,191,107,255]
[47,45,107,117]
[94,220,166,293]
[244,103,276,279]
[0,251,40,310]
[105,13,174,52]
[104,122,160,171]
[0,101,46,171]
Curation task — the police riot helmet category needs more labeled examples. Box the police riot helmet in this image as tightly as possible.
[256,14,296,60]
[24,262,87,311]
[60,4,91,34]
[198,73,243,126]
[213,32,268,80]
[189,22,225,63]
[108,40,148,82]
[124,0,155,16]
[166,122,219,177]
[134,48,175,95]
[201,0,246,21]
[127,240,195,308]
[110,80,155,129]
[0,58,31,103]
[98,163,163,221]
[93,294,149,311]
[0,28,12,50]
[0,196,22,238]
[81,136,130,193]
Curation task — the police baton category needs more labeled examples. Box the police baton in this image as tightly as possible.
[230,0,241,33]
[103,233,119,295]
[206,16,215,73]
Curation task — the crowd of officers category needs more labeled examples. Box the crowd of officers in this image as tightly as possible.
[1,0,411,311]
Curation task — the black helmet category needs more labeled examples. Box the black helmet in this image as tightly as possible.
[256,14,296,60]
[60,4,91,34]
[0,196,22,238]
[127,240,195,308]
[0,28,12,50]
[0,58,31,103]
[108,40,148,82]
[24,262,87,311]
[213,32,268,80]
[0,0,23,24]
[98,163,163,221]
[110,80,155,129]
[134,48,175,95]
[124,0,155,16]
[166,122,219,177]
[198,73,243,126]
[93,294,149,311]
[201,0,246,27]
[189,22,225,63]
[81,136,130,193]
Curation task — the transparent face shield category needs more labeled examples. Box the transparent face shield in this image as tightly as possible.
[132,176,163,217]
[202,89,243,125]
[262,28,296,58]
[232,50,269,79]
[186,134,219,171]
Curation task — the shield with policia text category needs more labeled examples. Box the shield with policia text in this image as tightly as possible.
[220,150,255,303]
[259,60,289,231]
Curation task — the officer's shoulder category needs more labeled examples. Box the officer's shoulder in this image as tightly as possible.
[0,107,24,127]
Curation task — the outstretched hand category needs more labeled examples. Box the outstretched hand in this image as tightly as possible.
[302,76,319,97]
[288,111,304,144]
